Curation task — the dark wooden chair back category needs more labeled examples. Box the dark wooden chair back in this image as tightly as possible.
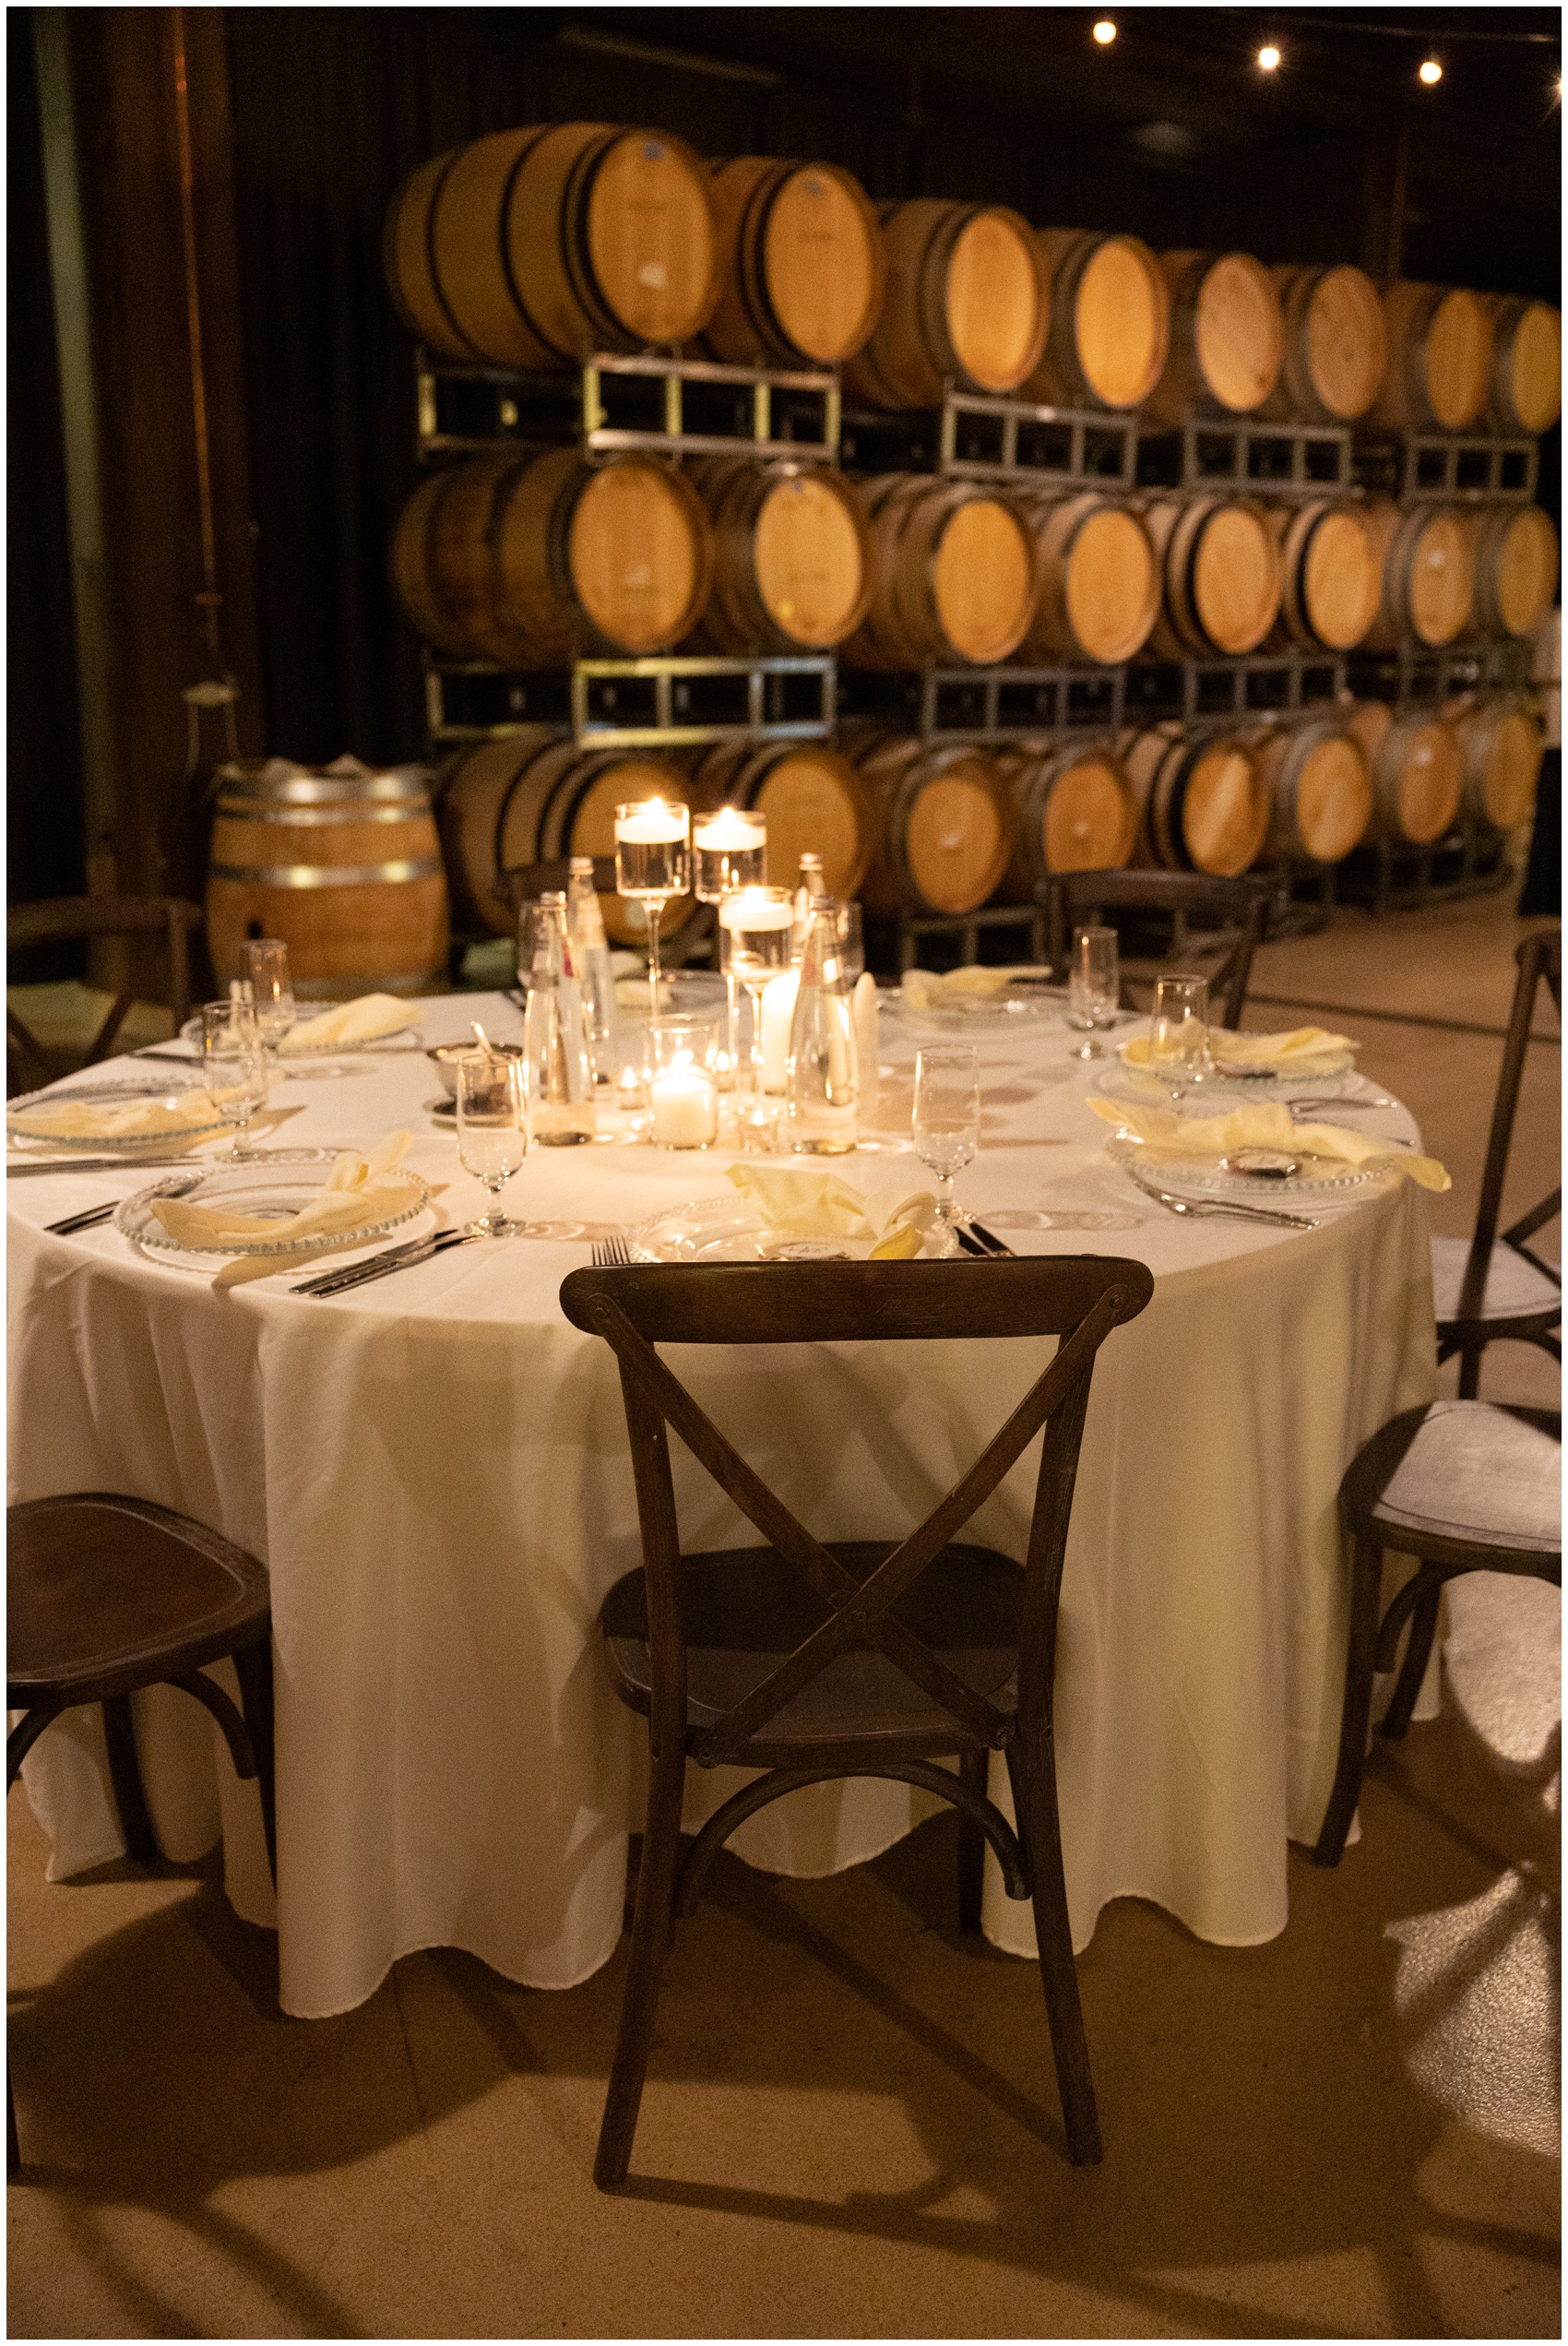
[1045,870,1275,1030]
[1469,927,1561,1280]
[498,855,618,906]
[6,895,203,1092]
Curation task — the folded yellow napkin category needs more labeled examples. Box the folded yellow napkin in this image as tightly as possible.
[1122,1024,1357,1071]
[901,964,1044,1015]
[150,1132,417,1255]
[1087,1096,1449,1190]
[725,1164,936,1254]
[282,994,412,1052]
[8,1092,221,1142]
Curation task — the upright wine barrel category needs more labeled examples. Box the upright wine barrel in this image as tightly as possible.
[1265,264,1386,423]
[1016,230,1170,411]
[1243,717,1372,865]
[1360,497,1475,651]
[391,449,714,664]
[1267,497,1382,652]
[840,201,1048,410]
[686,459,871,654]
[691,741,879,899]
[840,475,1038,669]
[1367,282,1492,433]
[208,759,448,996]
[1448,697,1546,833]
[383,124,719,371]
[1346,703,1463,844]
[702,157,885,367]
[842,732,1016,915]
[1468,504,1560,643]
[1117,723,1272,876]
[1483,297,1562,435]
[1141,494,1282,658]
[1014,490,1161,666]
[435,737,694,942]
[1145,251,1285,424]
[995,739,1141,898]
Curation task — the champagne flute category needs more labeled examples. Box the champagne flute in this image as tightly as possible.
[719,887,795,1109]
[201,1000,268,1161]
[455,1052,529,1237]
[244,938,296,1061]
[614,801,691,1021]
[1066,926,1120,1061]
[1148,973,1211,1097]
[912,1045,980,1255]
[694,805,766,1086]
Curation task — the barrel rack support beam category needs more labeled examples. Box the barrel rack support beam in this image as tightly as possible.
[1134,422,1352,498]
[416,348,840,466]
[425,653,836,753]
[1351,432,1538,504]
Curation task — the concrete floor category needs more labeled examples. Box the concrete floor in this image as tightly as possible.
[7,887,1560,2339]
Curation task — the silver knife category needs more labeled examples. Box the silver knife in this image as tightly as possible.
[8,1156,213,1177]
[294,1228,474,1296]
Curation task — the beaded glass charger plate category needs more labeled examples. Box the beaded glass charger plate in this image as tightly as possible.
[179,1016,422,1056]
[116,1158,431,1260]
[627,1194,926,1264]
[1115,1038,1356,1094]
[6,1076,229,1152]
[1105,1133,1385,1199]
[894,985,1067,1035]
[1097,1063,1364,1112]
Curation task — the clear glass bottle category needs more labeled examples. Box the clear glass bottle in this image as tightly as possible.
[520,892,596,1144]
[790,852,826,962]
[564,857,616,1081]
[786,898,859,1155]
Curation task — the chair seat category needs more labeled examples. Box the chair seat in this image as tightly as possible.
[1431,1235,1562,1329]
[601,1541,1022,1750]
[7,1495,270,1703]
[1340,1401,1562,1566]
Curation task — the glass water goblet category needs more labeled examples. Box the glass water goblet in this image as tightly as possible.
[201,1000,268,1160]
[912,1044,981,1256]
[1148,974,1211,1095]
[456,1052,529,1236]
[614,801,691,1021]
[1066,926,1120,1061]
[244,937,296,1060]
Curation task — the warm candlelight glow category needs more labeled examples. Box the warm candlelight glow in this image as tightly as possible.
[1092,18,1116,43]
[614,800,689,844]
[694,807,766,851]
[720,888,793,932]
[1419,56,1442,85]
[1257,43,1280,71]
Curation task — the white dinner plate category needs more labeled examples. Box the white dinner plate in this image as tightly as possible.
[6,1076,230,1152]
[1095,1063,1367,1113]
[117,1159,430,1260]
[1104,1132,1388,1199]
[894,984,1067,1035]
[626,1194,932,1264]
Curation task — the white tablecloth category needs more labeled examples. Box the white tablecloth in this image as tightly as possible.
[7,991,1437,2016]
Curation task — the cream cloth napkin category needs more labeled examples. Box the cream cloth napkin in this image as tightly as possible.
[1122,1024,1356,1071]
[150,1134,418,1275]
[900,964,1046,1014]
[726,1164,937,1256]
[8,1093,222,1142]
[1087,1096,1449,1190]
[281,994,412,1052]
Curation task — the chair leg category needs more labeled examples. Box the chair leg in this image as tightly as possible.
[1379,1581,1443,1743]
[1313,1533,1384,1866]
[1005,1735,1101,2165]
[232,1637,278,1887]
[6,2061,18,2179]
[101,1695,158,1864]
[594,1744,688,2193]
[956,1747,988,1933]
[1456,1345,1483,1399]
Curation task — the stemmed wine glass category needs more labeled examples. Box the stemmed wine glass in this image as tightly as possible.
[455,1053,529,1237]
[244,937,296,1062]
[1066,926,1120,1061]
[202,999,268,1161]
[614,801,691,1021]
[912,1045,980,1256]
[693,805,766,1086]
[719,886,795,1113]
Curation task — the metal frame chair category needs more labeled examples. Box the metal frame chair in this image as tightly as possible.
[6,896,203,1093]
[1045,870,1276,1031]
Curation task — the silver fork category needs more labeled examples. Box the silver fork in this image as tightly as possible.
[1121,1163,1318,1231]
[591,1233,632,1267]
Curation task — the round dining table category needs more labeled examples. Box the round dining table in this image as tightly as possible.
[7,984,1437,2018]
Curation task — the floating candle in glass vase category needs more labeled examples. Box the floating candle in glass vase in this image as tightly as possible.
[693,806,766,900]
[614,800,691,1021]
[647,1015,720,1149]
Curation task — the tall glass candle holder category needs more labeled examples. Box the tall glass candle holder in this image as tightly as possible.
[614,800,690,1020]
[719,886,795,1116]
[694,805,766,1086]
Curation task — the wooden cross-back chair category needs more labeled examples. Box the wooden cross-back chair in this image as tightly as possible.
[1434,927,1561,1397]
[1045,870,1276,1032]
[560,1254,1155,2189]
[6,896,202,1095]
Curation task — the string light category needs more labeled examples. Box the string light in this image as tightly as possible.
[1419,57,1443,85]
[1092,19,1117,44]
[1257,43,1281,71]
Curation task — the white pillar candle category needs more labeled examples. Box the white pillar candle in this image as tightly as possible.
[614,802,688,843]
[760,971,801,1093]
[693,809,766,851]
[648,1056,718,1148]
[852,971,880,1113]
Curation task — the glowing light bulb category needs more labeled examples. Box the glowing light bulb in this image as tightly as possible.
[1419,57,1443,86]
[1257,44,1281,71]
[1092,19,1117,43]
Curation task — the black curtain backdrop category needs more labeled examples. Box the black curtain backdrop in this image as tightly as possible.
[222,6,1562,768]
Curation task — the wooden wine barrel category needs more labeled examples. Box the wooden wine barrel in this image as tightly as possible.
[1117,722,1272,877]
[1145,251,1285,424]
[840,201,1048,410]
[1360,498,1476,652]
[1346,702,1463,844]
[1014,490,1161,665]
[208,759,448,997]
[1265,264,1386,423]
[840,475,1038,669]
[702,157,885,366]
[842,733,1016,915]
[691,742,880,899]
[434,738,695,943]
[994,739,1141,898]
[1468,504,1560,642]
[383,124,719,371]
[1483,297,1562,435]
[1367,282,1492,433]
[1448,697,1546,832]
[391,449,714,663]
[1243,718,1372,864]
[1016,230,1170,411]
[1141,494,1282,658]
[686,459,871,653]
[1267,497,1382,652]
